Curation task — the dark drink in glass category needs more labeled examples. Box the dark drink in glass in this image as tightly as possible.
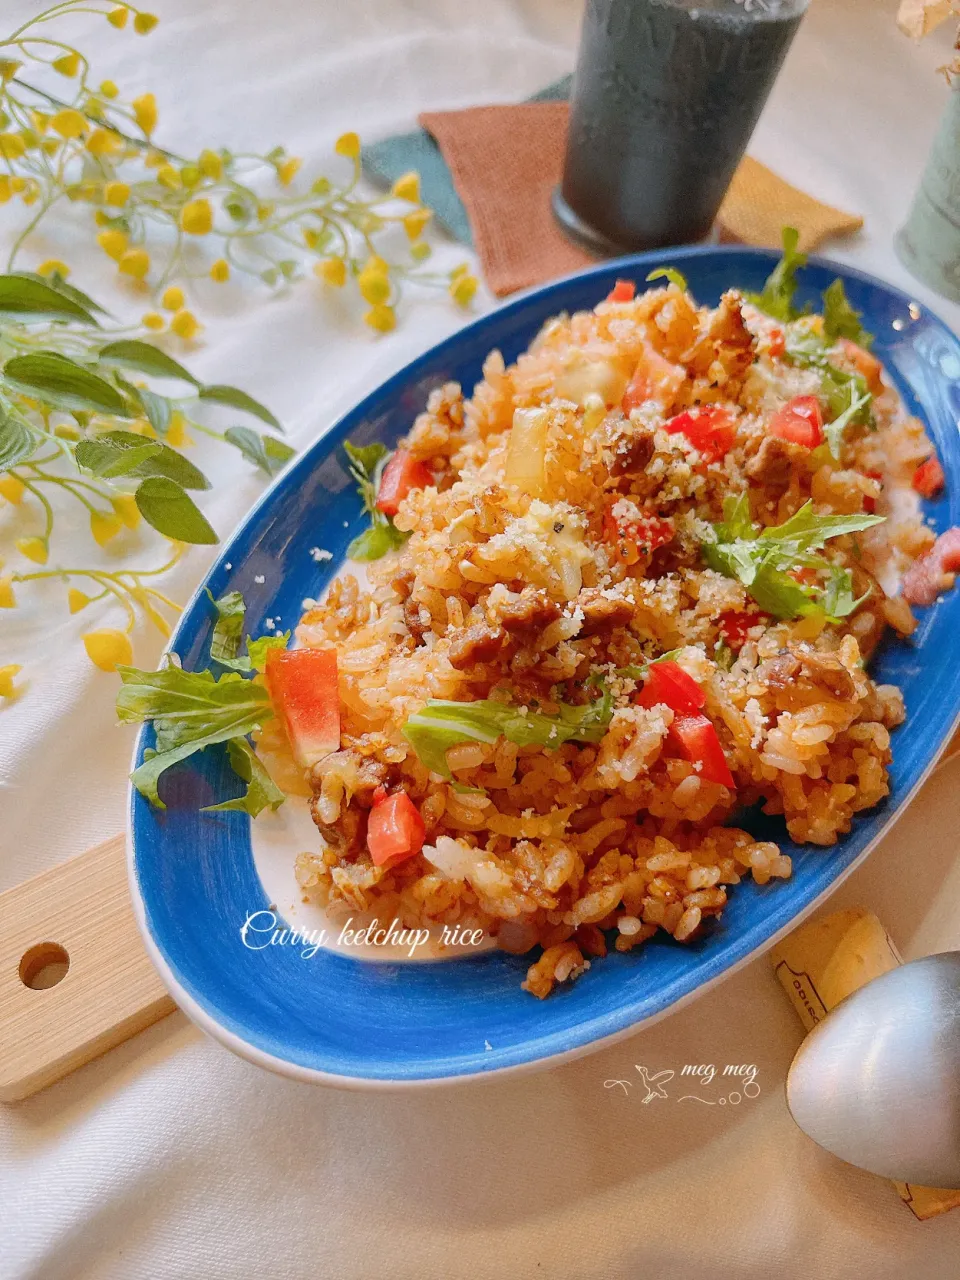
[554,0,809,254]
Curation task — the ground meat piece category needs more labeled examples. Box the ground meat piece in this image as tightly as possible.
[392,571,432,643]
[391,570,415,602]
[448,623,504,667]
[575,587,635,637]
[798,650,858,699]
[682,290,756,398]
[745,434,806,487]
[764,651,801,690]
[309,794,367,859]
[575,923,608,958]
[404,381,466,462]
[603,423,656,477]
[404,596,430,643]
[765,646,857,702]
[498,587,562,635]
[847,565,887,661]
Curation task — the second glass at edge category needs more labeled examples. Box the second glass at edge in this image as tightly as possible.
[554,0,809,256]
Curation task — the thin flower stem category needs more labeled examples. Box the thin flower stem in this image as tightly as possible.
[16,477,54,540]
[136,584,181,612]
[9,77,185,162]
[14,567,151,633]
[25,466,112,513]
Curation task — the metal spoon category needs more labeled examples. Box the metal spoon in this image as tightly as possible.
[786,952,960,1186]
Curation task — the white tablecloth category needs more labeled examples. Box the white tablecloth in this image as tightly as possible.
[4,1,960,1275]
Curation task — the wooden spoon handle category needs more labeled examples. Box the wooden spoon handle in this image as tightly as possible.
[0,834,175,1102]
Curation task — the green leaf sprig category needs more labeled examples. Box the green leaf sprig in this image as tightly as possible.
[701,495,883,622]
[118,590,288,814]
[207,588,289,673]
[749,231,878,459]
[749,232,872,350]
[0,270,287,660]
[402,690,614,784]
[785,330,874,459]
[747,227,808,322]
[646,266,689,292]
[822,279,873,349]
[343,439,409,562]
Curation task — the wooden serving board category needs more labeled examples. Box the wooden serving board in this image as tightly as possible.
[3,729,960,1102]
[0,834,175,1102]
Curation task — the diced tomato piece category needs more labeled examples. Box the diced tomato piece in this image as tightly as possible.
[944,540,960,573]
[665,406,736,463]
[668,714,735,788]
[787,395,822,429]
[717,608,769,650]
[862,469,883,514]
[840,339,884,396]
[602,502,674,565]
[367,790,426,869]
[768,395,824,449]
[606,279,635,303]
[913,456,945,499]
[265,648,340,770]
[622,342,687,414]
[375,449,433,517]
[768,328,785,358]
[622,370,650,415]
[635,660,706,716]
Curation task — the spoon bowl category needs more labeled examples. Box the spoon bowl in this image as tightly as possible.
[787,952,960,1186]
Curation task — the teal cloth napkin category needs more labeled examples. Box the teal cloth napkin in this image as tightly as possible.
[362,75,572,246]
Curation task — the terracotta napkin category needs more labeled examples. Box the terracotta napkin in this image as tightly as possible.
[417,101,863,296]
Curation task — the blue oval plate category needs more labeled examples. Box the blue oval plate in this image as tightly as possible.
[129,246,960,1087]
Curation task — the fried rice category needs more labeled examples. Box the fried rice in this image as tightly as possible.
[264,274,947,998]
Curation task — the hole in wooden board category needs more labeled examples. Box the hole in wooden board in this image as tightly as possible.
[19,942,70,990]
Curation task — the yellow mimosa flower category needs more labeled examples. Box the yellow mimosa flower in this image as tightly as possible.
[118,247,150,279]
[132,93,157,136]
[170,309,201,340]
[0,475,25,504]
[51,109,86,139]
[180,198,212,235]
[52,52,80,77]
[90,511,123,545]
[316,257,346,287]
[364,303,396,333]
[16,537,47,565]
[390,171,421,202]
[334,131,361,159]
[83,629,133,672]
[0,664,22,698]
[111,493,141,529]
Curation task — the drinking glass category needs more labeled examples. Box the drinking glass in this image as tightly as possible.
[553,0,810,254]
